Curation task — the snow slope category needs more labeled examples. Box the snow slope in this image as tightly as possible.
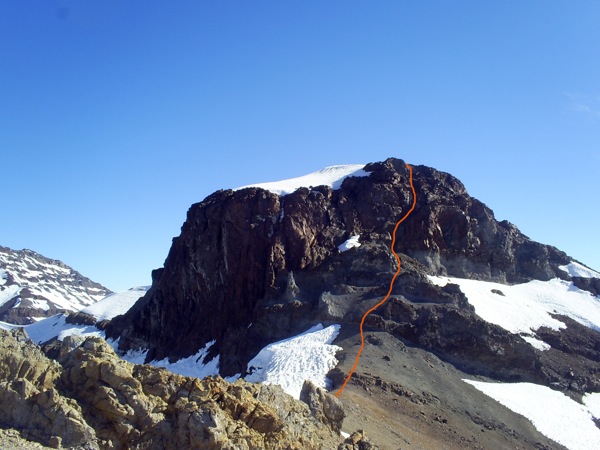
[428,276,600,350]
[559,261,600,279]
[81,286,148,322]
[245,324,342,399]
[24,287,149,344]
[236,164,369,196]
[464,380,600,450]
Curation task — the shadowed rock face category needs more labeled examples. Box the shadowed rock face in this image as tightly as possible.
[106,157,573,379]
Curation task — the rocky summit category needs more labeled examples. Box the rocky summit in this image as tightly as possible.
[107,158,585,380]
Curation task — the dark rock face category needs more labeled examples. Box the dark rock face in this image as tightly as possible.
[106,158,581,385]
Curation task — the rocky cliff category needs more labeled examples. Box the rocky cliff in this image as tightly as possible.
[107,157,577,381]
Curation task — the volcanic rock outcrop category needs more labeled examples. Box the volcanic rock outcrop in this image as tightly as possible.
[107,157,576,382]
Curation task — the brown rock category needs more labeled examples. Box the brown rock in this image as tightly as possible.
[300,380,345,433]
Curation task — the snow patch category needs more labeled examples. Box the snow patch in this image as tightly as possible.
[245,324,342,399]
[0,285,21,308]
[559,262,600,279]
[115,340,220,380]
[464,380,600,450]
[25,314,101,344]
[236,164,369,196]
[81,287,148,322]
[428,276,600,349]
[521,335,551,351]
[338,235,361,252]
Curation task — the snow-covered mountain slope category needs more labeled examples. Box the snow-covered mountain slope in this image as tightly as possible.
[428,275,600,351]
[25,286,149,344]
[559,261,600,279]
[236,164,369,195]
[0,246,111,324]
[464,380,600,450]
[80,286,149,322]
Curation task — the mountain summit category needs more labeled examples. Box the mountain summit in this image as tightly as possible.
[108,158,588,363]
[98,157,600,448]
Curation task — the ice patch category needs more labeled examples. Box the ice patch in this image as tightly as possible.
[236,164,369,196]
[428,276,600,349]
[464,380,600,450]
[338,235,361,252]
[559,262,600,279]
[245,324,342,399]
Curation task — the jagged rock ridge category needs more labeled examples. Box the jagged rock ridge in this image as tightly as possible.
[0,246,111,324]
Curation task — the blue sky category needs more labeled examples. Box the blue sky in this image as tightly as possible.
[1,1,599,291]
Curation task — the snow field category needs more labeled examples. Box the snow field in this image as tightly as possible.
[245,324,341,399]
[26,314,102,344]
[236,164,369,196]
[428,276,600,348]
[81,286,148,322]
[464,380,600,450]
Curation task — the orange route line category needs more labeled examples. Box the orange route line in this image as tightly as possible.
[335,163,417,398]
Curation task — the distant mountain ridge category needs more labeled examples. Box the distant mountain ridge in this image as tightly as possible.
[0,246,111,324]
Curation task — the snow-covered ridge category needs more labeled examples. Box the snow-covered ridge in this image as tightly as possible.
[428,275,600,351]
[236,164,369,196]
[0,246,111,323]
[559,261,600,279]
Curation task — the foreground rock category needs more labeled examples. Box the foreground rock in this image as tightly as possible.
[0,329,352,449]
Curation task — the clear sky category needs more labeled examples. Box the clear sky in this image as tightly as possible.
[1,1,599,291]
